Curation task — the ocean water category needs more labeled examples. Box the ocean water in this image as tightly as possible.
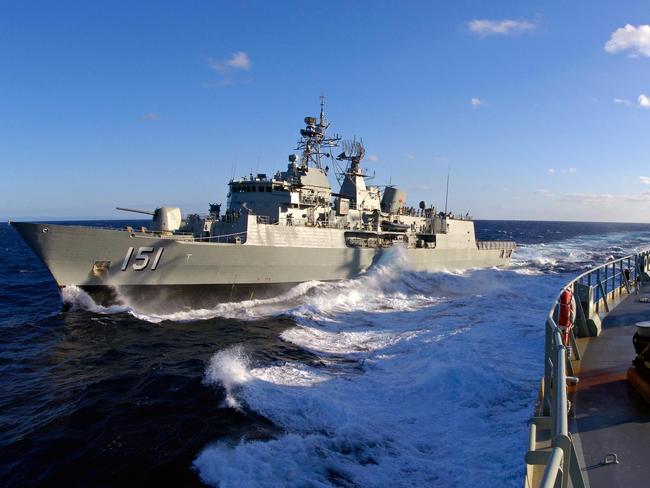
[2,220,650,487]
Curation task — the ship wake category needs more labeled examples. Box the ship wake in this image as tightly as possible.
[191,233,650,487]
[59,232,650,486]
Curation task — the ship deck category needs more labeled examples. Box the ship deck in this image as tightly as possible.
[571,286,650,488]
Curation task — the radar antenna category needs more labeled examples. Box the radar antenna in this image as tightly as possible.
[335,138,365,181]
[338,139,366,162]
[295,96,340,169]
[334,138,367,185]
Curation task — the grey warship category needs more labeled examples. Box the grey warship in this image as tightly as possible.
[11,100,515,306]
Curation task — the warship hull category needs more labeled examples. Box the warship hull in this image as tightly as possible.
[11,222,512,305]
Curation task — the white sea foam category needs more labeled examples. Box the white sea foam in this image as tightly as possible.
[193,231,650,487]
[61,247,440,324]
[193,267,565,486]
[62,230,650,485]
[203,345,252,409]
[61,286,130,314]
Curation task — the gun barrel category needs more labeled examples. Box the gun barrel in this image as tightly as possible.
[116,207,155,216]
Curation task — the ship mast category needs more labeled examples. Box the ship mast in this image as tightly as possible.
[295,95,340,169]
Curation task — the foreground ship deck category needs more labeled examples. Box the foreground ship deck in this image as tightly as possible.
[571,292,650,487]
[525,251,650,488]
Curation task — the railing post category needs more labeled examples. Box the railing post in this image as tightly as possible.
[534,251,650,488]
[539,447,564,488]
[543,320,553,415]
[597,280,610,312]
[554,339,568,436]
[620,260,624,294]
[595,269,600,312]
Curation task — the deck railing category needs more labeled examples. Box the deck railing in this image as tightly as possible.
[524,249,650,488]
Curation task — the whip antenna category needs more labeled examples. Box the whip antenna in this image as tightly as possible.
[444,167,450,214]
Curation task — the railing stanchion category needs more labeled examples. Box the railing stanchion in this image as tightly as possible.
[596,269,600,312]
[525,250,650,488]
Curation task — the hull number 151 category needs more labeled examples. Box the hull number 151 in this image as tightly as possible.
[121,247,164,271]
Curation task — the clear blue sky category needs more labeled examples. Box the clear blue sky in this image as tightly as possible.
[2,1,650,222]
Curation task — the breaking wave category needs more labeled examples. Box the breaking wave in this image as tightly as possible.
[57,229,650,487]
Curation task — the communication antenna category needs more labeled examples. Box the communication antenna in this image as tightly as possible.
[230,160,237,181]
[319,94,326,127]
[444,167,450,214]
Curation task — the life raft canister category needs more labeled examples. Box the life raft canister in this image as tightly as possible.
[558,289,576,346]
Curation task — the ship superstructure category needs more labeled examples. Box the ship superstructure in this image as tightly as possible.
[11,99,515,306]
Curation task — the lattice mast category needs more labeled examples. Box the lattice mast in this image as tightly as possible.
[296,95,340,169]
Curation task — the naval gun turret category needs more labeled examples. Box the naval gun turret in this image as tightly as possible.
[116,206,182,233]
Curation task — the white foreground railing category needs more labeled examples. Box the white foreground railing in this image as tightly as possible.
[524,249,650,488]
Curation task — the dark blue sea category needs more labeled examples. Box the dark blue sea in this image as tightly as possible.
[2,220,650,487]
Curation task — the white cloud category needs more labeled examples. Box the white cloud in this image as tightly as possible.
[563,191,650,204]
[640,176,650,185]
[548,168,556,175]
[553,167,578,175]
[467,19,535,37]
[407,153,415,160]
[564,192,615,204]
[536,188,650,204]
[535,189,554,198]
[639,94,650,108]
[367,154,379,162]
[227,51,251,70]
[210,51,252,74]
[613,97,633,106]
[470,97,485,108]
[605,24,650,57]
[141,112,160,121]
[612,95,650,109]
[626,190,650,202]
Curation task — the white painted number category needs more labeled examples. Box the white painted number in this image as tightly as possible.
[133,246,154,270]
[121,246,164,271]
